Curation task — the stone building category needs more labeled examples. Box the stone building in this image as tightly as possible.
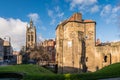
[96,42,120,69]
[56,12,120,73]
[26,19,36,50]
[41,39,56,62]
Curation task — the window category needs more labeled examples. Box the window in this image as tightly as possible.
[86,57,88,62]
[28,35,30,41]
[68,41,72,47]
[31,35,33,41]
[104,56,107,62]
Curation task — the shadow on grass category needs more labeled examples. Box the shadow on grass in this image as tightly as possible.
[0,72,24,80]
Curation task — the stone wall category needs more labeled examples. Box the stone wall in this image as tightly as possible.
[56,12,120,73]
[95,42,120,70]
[56,13,96,73]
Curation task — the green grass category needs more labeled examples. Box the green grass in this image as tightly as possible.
[64,62,120,80]
[0,64,53,75]
[0,64,55,80]
[0,63,120,80]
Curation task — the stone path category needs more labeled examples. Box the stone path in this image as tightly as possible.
[99,77,120,80]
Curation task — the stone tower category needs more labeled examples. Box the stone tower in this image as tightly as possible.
[56,13,96,73]
[26,19,36,50]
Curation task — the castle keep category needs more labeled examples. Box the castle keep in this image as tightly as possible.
[56,13,120,73]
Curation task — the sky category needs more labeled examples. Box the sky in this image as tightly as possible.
[0,0,119,51]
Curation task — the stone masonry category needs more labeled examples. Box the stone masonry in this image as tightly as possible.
[56,12,120,73]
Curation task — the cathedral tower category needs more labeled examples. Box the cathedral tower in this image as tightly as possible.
[26,19,36,50]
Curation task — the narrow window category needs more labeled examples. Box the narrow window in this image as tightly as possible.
[28,35,30,41]
[104,56,107,62]
[31,35,33,41]
[86,57,88,62]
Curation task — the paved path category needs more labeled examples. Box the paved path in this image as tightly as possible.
[99,77,120,80]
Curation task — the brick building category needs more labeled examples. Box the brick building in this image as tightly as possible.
[42,39,56,62]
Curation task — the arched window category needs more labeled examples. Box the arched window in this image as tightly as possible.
[31,35,33,41]
[104,56,107,62]
[28,35,30,41]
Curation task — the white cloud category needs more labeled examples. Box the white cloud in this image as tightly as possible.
[57,12,64,18]
[70,0,97,10]
[100,4,120,24]
[91,5,99,13]
[0,17,27,51]
[40,26,47,31]
[48,10,54,18]
[38,34,44,41]
[112,6,120,13]
[106,14,117,24]
[47,6,64,25]
[55,6,60,12]
[28,13,39,24]
[100,4,112,16]
[50,19,56,25]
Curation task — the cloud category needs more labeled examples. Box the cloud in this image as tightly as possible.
[91,5,99,13]
[0,17,27,51]
[100,4,120,24]
[50,19,56,25]
[100,4,112,16]
[70,0,97,10]
[38,34,44,41]
[40,26,47,31]
[47,6,64,25]
[28,13,39,24]
[57,12,64,18]
[48,10,54,18]
[106,14,117,24]
[112,6,120,13]
[55,6,60,12]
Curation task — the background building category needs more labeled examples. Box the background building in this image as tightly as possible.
[3,40,13,61]
[42,39,56,62]
[26,19,36,50]
[0,38,4,61]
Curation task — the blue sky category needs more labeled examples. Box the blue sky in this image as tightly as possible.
[0,0,119,50]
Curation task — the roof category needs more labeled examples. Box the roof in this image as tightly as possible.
[68,13,82,21]
[83,20,94,22]
[56,12,96,30]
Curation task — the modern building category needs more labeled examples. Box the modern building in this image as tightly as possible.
[56,12,120,73]
[26,19,36,50]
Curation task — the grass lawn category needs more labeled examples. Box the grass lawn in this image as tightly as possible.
[66,62,120,80]
[0,63,120,80]
[0,64,55,80]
